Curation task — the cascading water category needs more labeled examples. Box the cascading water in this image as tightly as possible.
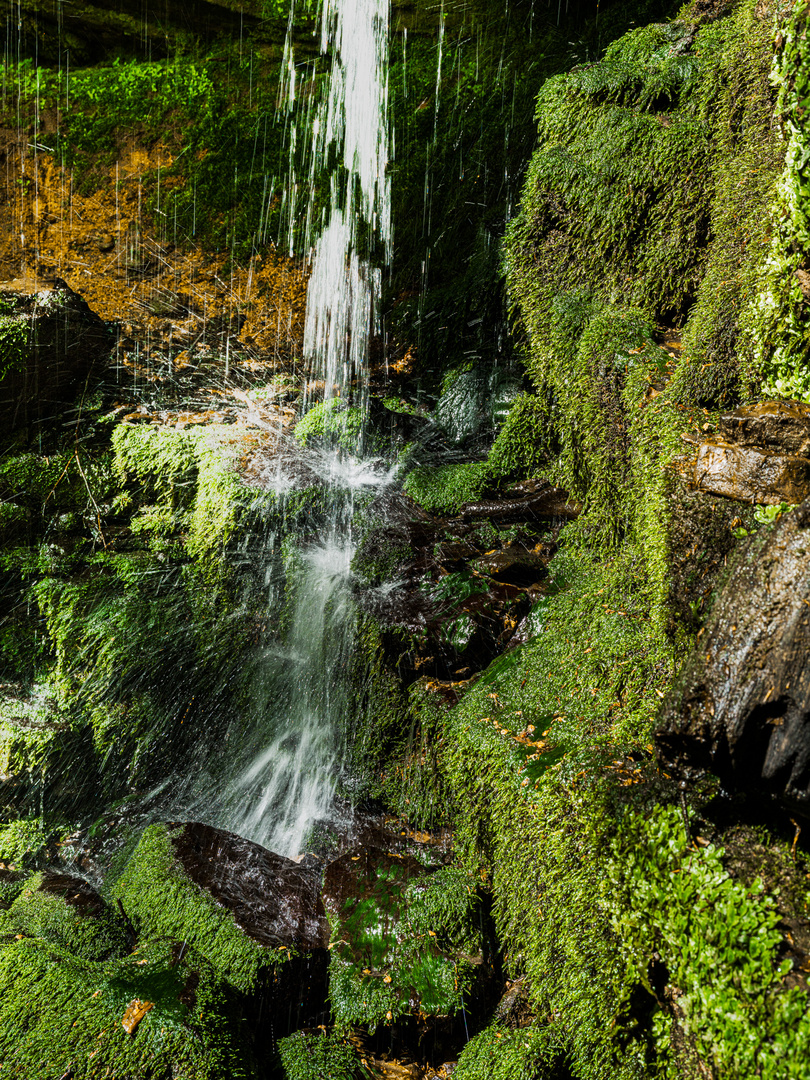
[214,0,392,857]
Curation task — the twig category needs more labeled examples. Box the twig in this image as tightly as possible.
[679,786,691,844]
[791,818,801,860]
[73,449,107,549]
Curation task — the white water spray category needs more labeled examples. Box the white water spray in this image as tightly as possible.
[220,0,392,857]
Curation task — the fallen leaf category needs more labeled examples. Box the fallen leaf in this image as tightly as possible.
[121,999,154,1035]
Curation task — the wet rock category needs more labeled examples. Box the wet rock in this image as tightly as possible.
[0,278,112,431]
[656,501,810,810]
[357,487,564,679]
[169,821,329,950]
[719,401,810,456]
[695,402,810,504]
[492,976,534,1028]
[472,543,551,586]
[37,871,106,915]
[459,482,579,523]
[694,439,810,505]
[112,821,329,1014]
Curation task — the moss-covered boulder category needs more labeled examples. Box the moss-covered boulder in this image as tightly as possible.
[0,936,255,1079]
[2,870,129,961]
[111,822,329,999]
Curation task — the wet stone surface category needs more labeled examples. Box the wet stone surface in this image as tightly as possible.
[356,482,571,681]
[170,821,330,949]
[694,439,810,505]
[0,278,113,430]
[719,400,810,456]
[695,401,810,505]
[37,871,106,916]
[657,500,810,811]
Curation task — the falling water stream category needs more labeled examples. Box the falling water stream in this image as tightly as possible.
[211,0,393,857]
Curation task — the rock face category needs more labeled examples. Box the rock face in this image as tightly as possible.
[694,401,810,505]
[719,400,810,455]
[0,279,112,430]
[656,501,810,810]
[170,821,329,950]
[356,482,572,682]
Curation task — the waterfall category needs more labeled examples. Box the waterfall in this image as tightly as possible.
[212,0,392,857]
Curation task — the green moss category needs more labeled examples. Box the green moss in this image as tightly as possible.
[112,423,247,560]
[745,0,810,399]
[0,688,93,818]
[111,823,285,994]
[293,400,364,452]
[347,615,412,802]
[328,861,481,1030]
[0,870,25,910]
[391,529,810,1078]
[403,461,490,516]
[0,817,53,867]
[503,0,781,624]
[454,1022,564,1080]
[0,936,253,1079]
[278,1030,369,1080]
[487,394,549,481]
[0,305,27,381]
[5,872,128,962]
[0,451,93,513]
[606,806,810,1078]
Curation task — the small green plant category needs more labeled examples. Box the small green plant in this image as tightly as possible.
[277,1030,369,1080]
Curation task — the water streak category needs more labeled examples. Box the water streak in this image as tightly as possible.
[221,0,392,857]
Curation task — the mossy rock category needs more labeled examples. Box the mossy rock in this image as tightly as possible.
[277,1029,369,1080]
[323,849,482,1030]
[403,461,492,516]
[0,869,26,909]
[111,822,329,995]
[294,400,364,452]
[111,423,250,560]
[4,870,129,961]
[0,689,93,816]
[0,282,113,431]
[0,936,255,1079]
[454,1021,566,1080]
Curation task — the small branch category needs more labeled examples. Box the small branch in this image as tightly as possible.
[73,449,107,549]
